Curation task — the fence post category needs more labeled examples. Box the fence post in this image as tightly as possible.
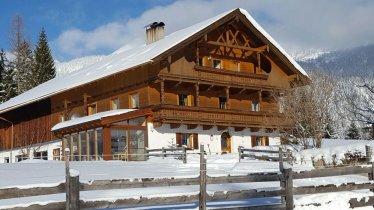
[68,170,80,210]
[199,145,207,210]
[284,165,294,210]
[366,145,372,163]
[279,147,284,172]
[238,146,242,162]
[182,146,187,164]
[65,148,70,210]
[162,147,165,159]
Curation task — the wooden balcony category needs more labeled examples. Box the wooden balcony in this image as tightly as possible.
[158,65,285,91]
[152,104,290,129]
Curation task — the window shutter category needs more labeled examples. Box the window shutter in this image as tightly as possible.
[193,133,198,149]
[176,133,182,147]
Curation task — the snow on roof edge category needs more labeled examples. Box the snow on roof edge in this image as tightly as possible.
[51,109,136,132]
[239,8,309,78]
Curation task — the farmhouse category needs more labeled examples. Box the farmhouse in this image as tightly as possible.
[0,8,309,162]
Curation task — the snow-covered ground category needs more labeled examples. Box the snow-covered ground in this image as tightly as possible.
[0,146,373,210]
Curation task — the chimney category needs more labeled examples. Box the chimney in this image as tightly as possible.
[145,22,165,45]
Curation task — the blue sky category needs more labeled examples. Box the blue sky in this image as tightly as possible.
[1,0,374,61]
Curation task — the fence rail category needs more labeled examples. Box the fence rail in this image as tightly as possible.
[145,146,187,163]
[238,146,293,163]
[2,145,374,210]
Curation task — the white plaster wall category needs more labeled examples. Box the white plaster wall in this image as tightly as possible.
[0,140,62,163]
[147,123,281,154]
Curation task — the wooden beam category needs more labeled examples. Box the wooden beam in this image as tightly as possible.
[187,124,198,130]
[250,128,260,133]
[170,123,181,129]
[203,125,213,130]
[77,132,82,161]
[234,127,245,132]
[153,121,163,128]
[207,41,268,53]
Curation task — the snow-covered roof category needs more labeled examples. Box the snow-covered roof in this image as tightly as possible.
[0,8,307,114]
[51,109,135,131]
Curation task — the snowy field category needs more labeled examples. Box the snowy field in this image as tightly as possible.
[1,139,374,209]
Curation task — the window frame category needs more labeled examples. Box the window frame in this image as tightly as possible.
[110,98,120,110]
[129,94,139,109]
[219,96,227,109]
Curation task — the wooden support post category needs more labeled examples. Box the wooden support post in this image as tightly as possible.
[160,80,165,105]
[195,83,200,107]
[65,148,70,210]
[86,131,90,161]
[62,137,67,161]
[182,146,187,164]
[68,170,80,210]
[284,166,294,210]
[77,133,82,161]
[225,87,230,109]
[199,144,207,210]
[238,146,242,162]
[94,129,98,161]
[70,135,74,161]
[366,145,372,163]
[162,147,165,159]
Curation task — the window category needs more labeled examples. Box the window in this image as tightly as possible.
[59,113,65,122]
[178,94,191,106]
[219,97,227,109]
[236,62,241,72]
[53,148,61,160]
[176,133,198,149]
[251,136,269,147]
[111,98,120,110]
[130,94,139,109]
[35,151,48,160]
[4,157,9,163]
[252,101,260,112]
[87,103,97,115]
[213,59,221,69]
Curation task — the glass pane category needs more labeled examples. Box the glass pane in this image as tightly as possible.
[80,133,87,161]
[72,133,78,161]
[88,130,94,160]
[111,129,127,156]
[129,130,145,161]
[97,129,103,159]
[131,95,139,108]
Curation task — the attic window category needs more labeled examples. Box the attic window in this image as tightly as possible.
[213,60,221,69]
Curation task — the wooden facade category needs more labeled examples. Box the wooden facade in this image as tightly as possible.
[0,9,309,160]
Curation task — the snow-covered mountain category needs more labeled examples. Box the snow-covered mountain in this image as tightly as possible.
[55,55,106,77]
[295,44,374,76]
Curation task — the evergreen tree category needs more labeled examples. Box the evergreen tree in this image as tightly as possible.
[33,28,55,86]
[15,40,34,93]
[345,122,360,139]
[0,50,17,102]
[0,50,6,103]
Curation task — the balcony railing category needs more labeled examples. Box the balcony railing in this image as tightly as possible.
[152,104,290,129]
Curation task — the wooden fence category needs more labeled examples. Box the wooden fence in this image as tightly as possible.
[2,145,374,210]
[145,146,187,163]
[238,146,293,164]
